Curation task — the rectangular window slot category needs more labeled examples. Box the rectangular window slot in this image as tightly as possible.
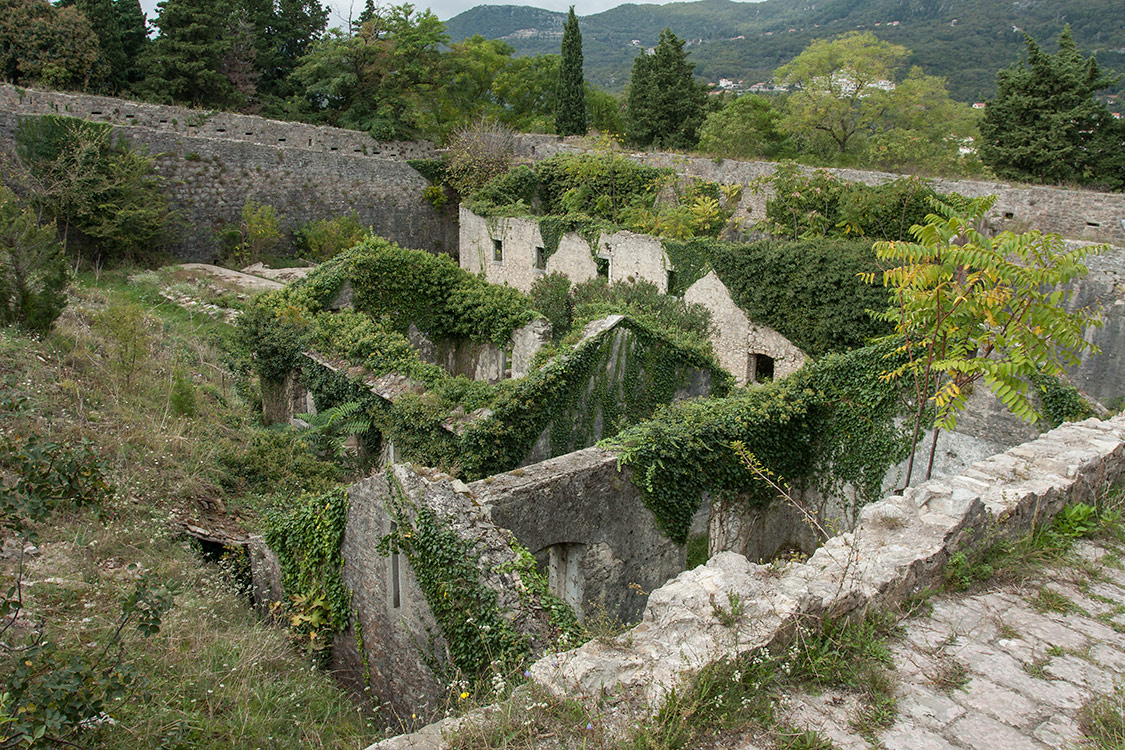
[330,146,338,151]
[159,119,168,124]
[1003,212,1014,219]
[1087,221,1101,227]
[277,137,286,142]
[124,113,134,119]
[215,128,225,132]
[493,238,503,262]
[245,132,253,136]
[90,111,102,115]
[390,522,401,608]
[534,246,547,270]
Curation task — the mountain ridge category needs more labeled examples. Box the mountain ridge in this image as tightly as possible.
[445,0,1125,100]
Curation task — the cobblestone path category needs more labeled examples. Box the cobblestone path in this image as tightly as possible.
[743,540,1125,749]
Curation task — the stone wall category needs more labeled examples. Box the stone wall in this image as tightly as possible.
[459,207,673,294]
[337,464,558,723]
[513,134,1125,246]
[470,447,685,623]
[407,320,551,383]
[517,315,717,466]
[371,414,1125,748]
[683,269,807,387]
[0,85,456,261]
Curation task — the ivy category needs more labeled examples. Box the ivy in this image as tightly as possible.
[1030,371,1094,428]
[377,475,529,684]
[263,486,352,651]
[606,340,911,543]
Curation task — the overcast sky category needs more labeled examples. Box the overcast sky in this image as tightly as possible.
[137,0,680,27]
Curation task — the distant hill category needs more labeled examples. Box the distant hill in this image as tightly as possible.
[445,0,1125,101]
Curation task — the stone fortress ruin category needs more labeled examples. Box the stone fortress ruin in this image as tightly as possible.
[5,85,1125,744]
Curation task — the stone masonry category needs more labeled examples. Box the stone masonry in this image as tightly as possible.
[0,85,457,261]
[758,538,1125,750]
[370,414,1125,748]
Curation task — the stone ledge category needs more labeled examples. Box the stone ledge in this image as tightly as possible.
[367,415,1125,749]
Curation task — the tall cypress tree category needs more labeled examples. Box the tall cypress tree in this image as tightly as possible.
[114,0,149,89]
[137,0,237,108]
[555,6,587,136]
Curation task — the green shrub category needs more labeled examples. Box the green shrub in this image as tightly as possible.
[217,429,340,498]
[530,272,573,343]
[0,187,70,333]
[15,115,171,263]
[294,214,369,262]
[763,163,939,242]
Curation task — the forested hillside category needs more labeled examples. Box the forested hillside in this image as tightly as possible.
[447,0,1125,100]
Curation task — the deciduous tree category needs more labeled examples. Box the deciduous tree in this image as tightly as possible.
[775,31,908,158]
[869,195,1104,484]
[0,0,100,89]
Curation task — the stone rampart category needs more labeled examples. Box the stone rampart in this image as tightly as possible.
[0,85,455,261]
[369,414,1125,748]
[514,134,1125,246]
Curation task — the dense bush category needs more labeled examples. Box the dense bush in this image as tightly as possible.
[529,272,573,343]
[0,187,70,333]
[15,115,171,263]
[293,214,370,261]
[710,238,892,357]
[763,163,939,241]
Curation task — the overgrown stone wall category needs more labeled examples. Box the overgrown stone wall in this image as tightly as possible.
[338,464,558,723]
[0,85,456,261]
[514,134,1125,246]
[471,447,684,623]
[371,414,1125,748]
[683,269,807,387]
[459,207,674,294]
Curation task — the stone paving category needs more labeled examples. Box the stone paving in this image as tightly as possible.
[750,539,1125,750]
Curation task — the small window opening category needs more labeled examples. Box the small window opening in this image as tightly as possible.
[666,269,676,293]
[749,353,775,383]
[595,257,610,279]
[534,246,547,270]
[493,238,504,262]
[1003,211,1015,219]
[1086,220,1101,228]
[277,137,286,142]
[390,522,401,609]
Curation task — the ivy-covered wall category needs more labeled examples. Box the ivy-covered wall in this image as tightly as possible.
[297,314,728,481]
[337,465,573,724]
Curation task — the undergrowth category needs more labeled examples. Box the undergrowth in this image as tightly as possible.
[0,270,376,747]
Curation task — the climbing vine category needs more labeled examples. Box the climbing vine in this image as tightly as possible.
[605,340,911,543]
[263,486,352,653]
[377,475,530,684]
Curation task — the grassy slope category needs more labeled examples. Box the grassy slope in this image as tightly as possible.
[0,270,377,748]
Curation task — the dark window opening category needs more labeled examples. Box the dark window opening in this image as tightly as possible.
[534,246,547,270]
[390,522,401,608]
[1087,220,1101,227]
[493,238,503,262]
[1003,211,1014,219]
[749,353,775,383]
[595,257,610,278]
[666,269,676,293]
[277,137,286,142]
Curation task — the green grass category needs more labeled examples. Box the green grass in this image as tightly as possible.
[1,271,378,748]
[1080,685,1125,750]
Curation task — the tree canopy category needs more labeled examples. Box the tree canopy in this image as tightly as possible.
[624,28,708,149]
[979,26,1124,191]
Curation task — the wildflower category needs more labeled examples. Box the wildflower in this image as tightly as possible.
[460,692,470,699]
